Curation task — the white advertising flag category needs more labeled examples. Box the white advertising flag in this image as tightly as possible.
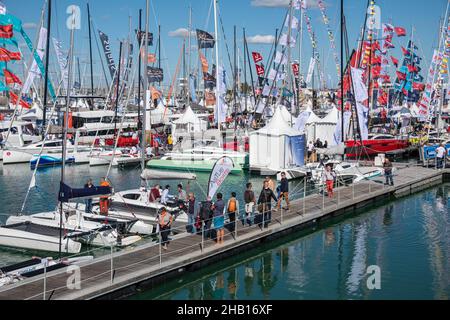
[306,57,316,84]
[274,51,287,65]
[351,67,368,103]
[22,27,47,94]
[207,157,234,199]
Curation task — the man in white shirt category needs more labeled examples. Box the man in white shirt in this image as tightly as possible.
[435,144,447,169]
[160,185,171,204]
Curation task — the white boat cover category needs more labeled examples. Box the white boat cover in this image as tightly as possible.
[141,169,197,180]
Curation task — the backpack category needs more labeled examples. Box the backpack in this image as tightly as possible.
[228,198,237,213]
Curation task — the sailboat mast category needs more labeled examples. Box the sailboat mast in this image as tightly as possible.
[243,28,247,113]
[213,0,220,126]
[234,25,237,131]
[187,6,192,106]
[138,9,142,130]
[340,0,344,142]
[141,0,149,171]
[114,42,123,143]
[42,0,51,133]
[87,3,94,97]
[59,7,76,259]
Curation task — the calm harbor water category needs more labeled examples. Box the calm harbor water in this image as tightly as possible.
[130,183,450,300]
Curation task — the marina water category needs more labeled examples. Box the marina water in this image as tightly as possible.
[131,183,449,300]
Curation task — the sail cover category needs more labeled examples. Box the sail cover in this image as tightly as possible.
[58,182,111,202]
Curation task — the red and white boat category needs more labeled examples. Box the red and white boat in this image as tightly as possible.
[345,134,409,158]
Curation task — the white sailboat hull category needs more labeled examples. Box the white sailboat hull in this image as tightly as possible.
[0,227,81,254]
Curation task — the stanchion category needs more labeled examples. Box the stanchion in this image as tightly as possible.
[201,223,204,252]
[352,181,355,200]
[235,214,238,240]
[303,178,306,215]
[159,229,162,266]
[322,183,325,210]
[43,259,47,300]
[110,245,114,284]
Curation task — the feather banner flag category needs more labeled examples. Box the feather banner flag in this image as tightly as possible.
[252,52,263,63]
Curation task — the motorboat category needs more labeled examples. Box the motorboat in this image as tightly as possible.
[147,147,247,174]
[345,134,409,158]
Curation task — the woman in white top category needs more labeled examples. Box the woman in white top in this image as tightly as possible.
[322,165,336,198]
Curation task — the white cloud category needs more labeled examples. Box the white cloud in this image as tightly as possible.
[251,0,319,8]
[246,34,275,44]
[168,28,196,38]
[23,22,37,29]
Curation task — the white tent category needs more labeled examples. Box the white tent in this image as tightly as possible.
[171,105,207,139]
[279,105,294,125]
[250,107,303,170]
[146,102,172,126]
[305,106,338,146]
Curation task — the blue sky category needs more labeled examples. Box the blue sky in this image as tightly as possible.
[2,0,448,90]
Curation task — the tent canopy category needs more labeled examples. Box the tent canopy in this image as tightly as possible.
[252,107,302,137]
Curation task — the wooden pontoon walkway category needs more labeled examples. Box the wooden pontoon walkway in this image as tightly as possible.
[0,166,448,300]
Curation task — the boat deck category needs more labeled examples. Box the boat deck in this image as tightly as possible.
[0,166,448,300]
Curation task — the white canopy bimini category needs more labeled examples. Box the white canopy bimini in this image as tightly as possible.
[250,107,305,172]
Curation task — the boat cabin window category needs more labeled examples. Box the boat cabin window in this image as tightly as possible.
[122,193,141,200]
[44,141,63,147]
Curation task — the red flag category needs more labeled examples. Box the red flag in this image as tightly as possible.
[371,55,381,65]
[401,47,410,56]
[383,40,395,49]
[390,56,399,67]
[255,64,265,76]
[147,53,156,63]
[407,65,418,73]
[412,82,425,91]
[378,91,388,105]
[0,24,13,38]
[3,69,22,85]
[394,27,406,37]
[396,71,406,81]
[198,50,209,73]
[372,41,381,52]
[252,52,263,63]
[9,92,30,109]
[291,63,299,77]
[0,47,21,61]
[371,65,381,78]
[402,88,408,95]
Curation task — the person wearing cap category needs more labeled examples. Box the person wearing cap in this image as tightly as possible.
[158,207,173,250]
